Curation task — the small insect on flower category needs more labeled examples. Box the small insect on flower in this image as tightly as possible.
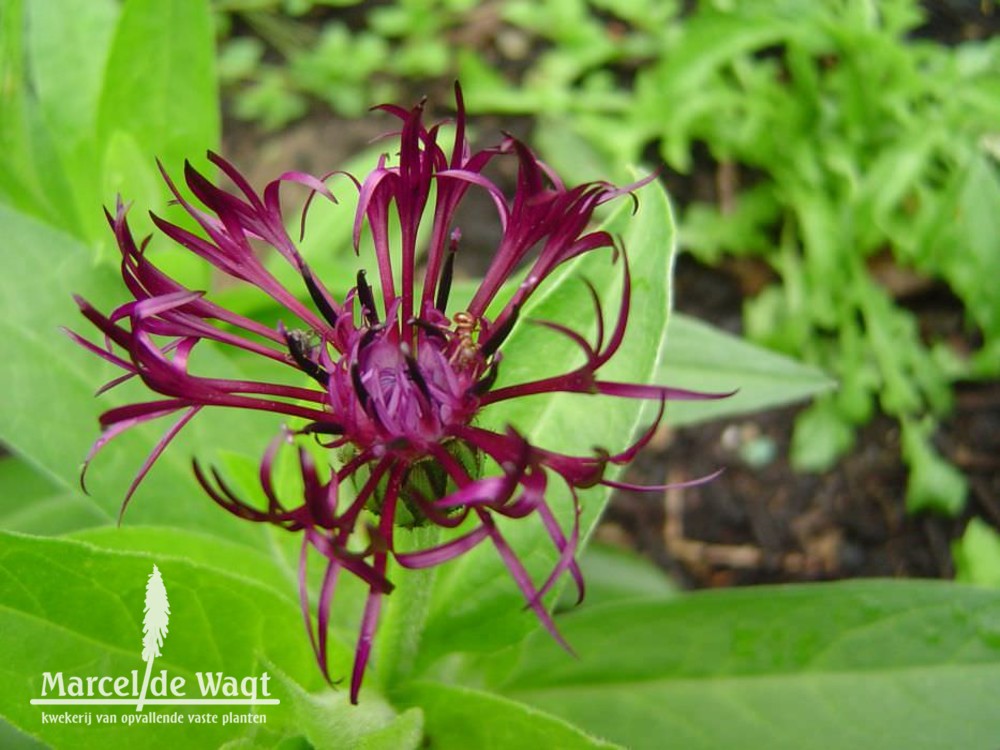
[71,83,726,703]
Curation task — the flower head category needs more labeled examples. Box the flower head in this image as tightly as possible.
[73,84,722,703]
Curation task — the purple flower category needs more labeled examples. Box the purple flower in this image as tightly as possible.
[73,84,722,703]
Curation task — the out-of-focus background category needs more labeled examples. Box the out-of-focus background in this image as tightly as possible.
[215,0,1000,588]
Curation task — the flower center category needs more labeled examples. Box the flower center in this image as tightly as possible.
[328,320,485,458]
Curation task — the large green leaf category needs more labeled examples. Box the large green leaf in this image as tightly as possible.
[397,681,621,750]
[0,0,79,233]
[0,455,108,536]
[659,313,836,426]
[414,179,675,664]
[96,0,219,180]
[67,526,297,606]
[25,0,120,245]
[559,543,676,608]
[6,0,219,251]
[26,0,119,150]
[501,581,1000,749]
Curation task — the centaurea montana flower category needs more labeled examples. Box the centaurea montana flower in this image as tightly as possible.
[72,85,722,703]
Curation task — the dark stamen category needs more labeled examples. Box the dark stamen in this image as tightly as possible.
[480,305,520,359]
[351,364,372,412]
[471,360,501,396]
[301,421,344,436]
[285,330,330,386]
[411,318,447,341]
[301,264,339,328]
[436,246,457,313]
[356,270,379,325]
[359,326,381,352]
[404,354,433,402]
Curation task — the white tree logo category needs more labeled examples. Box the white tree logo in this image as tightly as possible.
[136,565,170,712]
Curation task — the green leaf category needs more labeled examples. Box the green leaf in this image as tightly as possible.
[901,418,968,516]
[560,543,676,608]
[790,396,856,472]
[26,0,118,152]
[0,530,340,749]
[0,455,109,536]
[96,0,219,183]
[397,681,622,750]
[927,153,1000,340]
[501,581,1000,750]
[659,313,836,426]
[0,0,80,233]
[271,667,424,750]
[416,178,676,663]
[24,0,120,244]
[67,526,297,605]
[954,519,1000,588]
[0,718,45,750]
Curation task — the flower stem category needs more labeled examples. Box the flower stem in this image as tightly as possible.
[375,525,440,697]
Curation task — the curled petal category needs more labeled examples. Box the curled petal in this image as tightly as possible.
[395,524,491,569]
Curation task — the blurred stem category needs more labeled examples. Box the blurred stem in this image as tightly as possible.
[375,525,440,696]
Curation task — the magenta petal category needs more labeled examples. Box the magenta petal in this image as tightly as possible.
[116,406,201,524]
[595,381,737,401]
[478,510,574,655]
[395,525,491,568]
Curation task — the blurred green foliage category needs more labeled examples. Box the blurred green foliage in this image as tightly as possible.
[216,0,1000,516]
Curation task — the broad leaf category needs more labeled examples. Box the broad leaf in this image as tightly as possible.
[67,526,297,606]
[558,543,676,608]
[397,681,622,750]
[26,0,119,150]
[96,0,218,175]
[0,455,108,536]
[0,0,79,233]
[501,581,1000,750]
[25,0,120,245]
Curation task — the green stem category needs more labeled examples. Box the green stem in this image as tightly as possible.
[375,525,441,698]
